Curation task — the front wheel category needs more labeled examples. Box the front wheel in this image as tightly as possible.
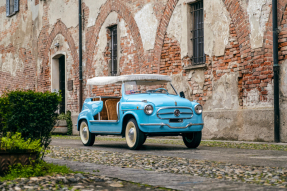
[80,120,95,146]
[182,131,202,148]
[125,118,145,150]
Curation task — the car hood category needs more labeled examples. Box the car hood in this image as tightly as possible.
[125,94,192,107]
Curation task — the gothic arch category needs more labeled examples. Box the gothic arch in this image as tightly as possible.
[86,0,145,76]
[37,20,78,91]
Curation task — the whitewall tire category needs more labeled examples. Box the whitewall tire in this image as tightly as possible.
[80,120,95,146]
[125,118,144,150]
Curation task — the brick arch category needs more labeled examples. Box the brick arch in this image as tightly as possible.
[86,0,145,76]
[37,20,78,91]
[153,0,179,73]
[222,0,251,56]
[153,0,251,72]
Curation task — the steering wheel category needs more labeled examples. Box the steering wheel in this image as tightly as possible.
[154,88,168,93]
[130,90,141,94]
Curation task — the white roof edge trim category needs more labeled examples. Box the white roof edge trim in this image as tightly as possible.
[87,74,172,86]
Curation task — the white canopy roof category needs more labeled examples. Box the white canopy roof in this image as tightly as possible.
[87,74,172,86]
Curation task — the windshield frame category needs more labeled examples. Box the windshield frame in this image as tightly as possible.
[123,81,178,96]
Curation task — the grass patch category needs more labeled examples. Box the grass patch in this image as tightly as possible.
[52,135,287,151]
[0,160,80,181]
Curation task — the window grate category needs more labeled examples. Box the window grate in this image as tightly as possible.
[110,26,118,76]
[191,0,205,65]
[6,0,19,17]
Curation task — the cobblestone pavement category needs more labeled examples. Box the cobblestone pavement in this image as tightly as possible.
[47,139,287,190]
[46,157,285,191]
[0,173,165,191]
[51,137,287,168]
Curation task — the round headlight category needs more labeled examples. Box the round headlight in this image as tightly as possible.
[194,104,203,114]
[144,105,153,115]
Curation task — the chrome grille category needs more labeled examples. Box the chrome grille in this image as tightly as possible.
[156,107,193,119]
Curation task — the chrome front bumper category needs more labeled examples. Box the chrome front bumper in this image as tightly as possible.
[140,123,204,129]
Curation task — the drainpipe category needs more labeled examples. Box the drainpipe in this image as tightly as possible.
[272,0,280,142]
[79,0,83,112]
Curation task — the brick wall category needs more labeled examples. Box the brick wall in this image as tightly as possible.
[0,0,285,113]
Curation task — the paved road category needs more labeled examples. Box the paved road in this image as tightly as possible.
[46,157,285,191]
[51,138,287,168]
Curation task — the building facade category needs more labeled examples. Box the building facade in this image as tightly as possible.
[0,0,287,142]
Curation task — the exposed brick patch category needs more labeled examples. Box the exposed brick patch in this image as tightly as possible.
[160,35,182,75]
[0,45,36,94]
[153,0,179,73]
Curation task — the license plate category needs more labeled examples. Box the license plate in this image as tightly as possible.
[169,119,183,123]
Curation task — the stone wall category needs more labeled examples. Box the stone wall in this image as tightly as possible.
[0,0,286,142]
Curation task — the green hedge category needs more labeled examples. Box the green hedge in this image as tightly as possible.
[0,90,61,152]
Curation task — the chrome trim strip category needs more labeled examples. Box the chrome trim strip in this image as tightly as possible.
[140,123,204,129]
[90,120,119,123]
[122,109,144,111]
[91,131,121,134]
[157,107,193,119]
[158,112,193,115]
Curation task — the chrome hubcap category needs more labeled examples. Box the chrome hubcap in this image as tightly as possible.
[128,128,135,141]
[83,127,88,139]
[126,121,137,148]
[80,122,89,144]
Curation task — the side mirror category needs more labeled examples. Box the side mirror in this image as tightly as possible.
[180,91,185,98]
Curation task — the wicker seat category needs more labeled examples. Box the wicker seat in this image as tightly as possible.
[105,99,119,120]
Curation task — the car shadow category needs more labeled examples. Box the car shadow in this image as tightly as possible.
[92,142,198,151]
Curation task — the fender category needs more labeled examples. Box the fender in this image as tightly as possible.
[122,110,147,133]
[77,109,94,131]
[77,99,103,131]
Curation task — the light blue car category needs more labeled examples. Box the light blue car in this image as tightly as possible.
[77,74,204,150]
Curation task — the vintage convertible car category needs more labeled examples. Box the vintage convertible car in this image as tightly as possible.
[77,74,204,150]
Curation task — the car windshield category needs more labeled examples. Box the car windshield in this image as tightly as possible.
[124,81,177,95]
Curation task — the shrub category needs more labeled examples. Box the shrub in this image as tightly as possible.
[0,90,61,156]
[0,132,42,154]
[56,111,73,135]
[0,93,11,134]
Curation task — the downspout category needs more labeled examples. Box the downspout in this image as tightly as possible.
[79,0,83,112]
[272,0,280,142]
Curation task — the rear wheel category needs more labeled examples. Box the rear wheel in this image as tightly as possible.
[80,120,95,146]
[125,118,145,150]
[182,131,202,148]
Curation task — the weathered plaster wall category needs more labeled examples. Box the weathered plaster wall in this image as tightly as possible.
[243,83,273,108]
[280,60,287,142]
[84,0,107,27]
[48,0,78,28]
[204,0,231,57]
[203,109,274,142]
[166,0,193,59]
[205,72,239,110]
[0,52,24,76]
[134,3,158,51]
[247,0,272,49]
